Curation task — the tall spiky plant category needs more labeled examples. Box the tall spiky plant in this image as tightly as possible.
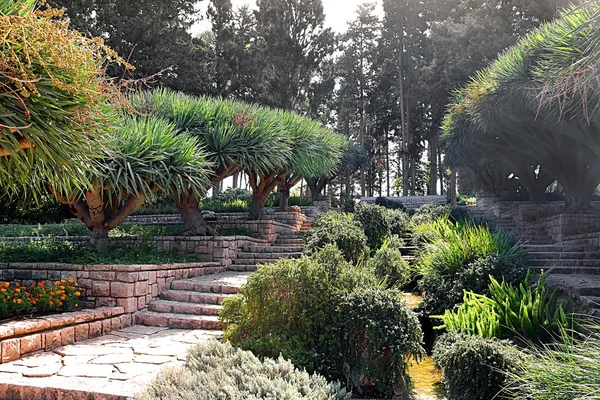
[0,0,129,195]
[54,116,212,249]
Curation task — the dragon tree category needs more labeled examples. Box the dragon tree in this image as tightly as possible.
[132,89,290,234]
[442,4,600,211]
[53,117,211,249]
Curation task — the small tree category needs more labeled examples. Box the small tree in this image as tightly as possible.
[53,117,211,249]
[245,110,345,219]
[132,89,290,233]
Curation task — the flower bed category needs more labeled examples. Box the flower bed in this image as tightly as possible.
[0,280,81,320]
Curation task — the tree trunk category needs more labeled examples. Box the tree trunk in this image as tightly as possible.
[90,226,110,251]
[410,157,416,196]
[279,187,290,211]
[450,169,457,206]
[249,195,265,220]
[529,188,546,204]
[306,179,321,201]
[174,194,215,236]
[429,134,438,195]
[565,191,592,213]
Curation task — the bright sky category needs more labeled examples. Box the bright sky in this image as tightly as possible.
[193,0,383,35]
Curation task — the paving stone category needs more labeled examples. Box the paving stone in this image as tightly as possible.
[58,364,115,378]
[133,354,174,364]
[62,355,94,366]
[12,352,62,368]
[22,363,62,378]
[114,362,158,375]
[55,345,124,357]
[120,325,170,335]
[134,344,189,357]
[0,362,30,374]
[91,351,134,365]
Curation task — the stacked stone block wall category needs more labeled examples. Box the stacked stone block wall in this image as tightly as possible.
[0,306,129,363]
[360,196,447,210]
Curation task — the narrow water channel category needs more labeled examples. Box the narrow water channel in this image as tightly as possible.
[402,293,446,400]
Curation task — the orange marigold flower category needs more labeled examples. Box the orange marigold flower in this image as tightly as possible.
[14,288,20,293]
[49,301,54,305]
[68,278,74,282]
[75,292,81,297]
[16,299,21,304]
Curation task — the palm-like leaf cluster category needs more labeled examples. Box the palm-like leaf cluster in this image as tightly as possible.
[57,116,211,241]
[132,89,345,221]
[0,0,127,195]
[442,4,600,210]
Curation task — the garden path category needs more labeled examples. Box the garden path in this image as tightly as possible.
[0,325,221,399]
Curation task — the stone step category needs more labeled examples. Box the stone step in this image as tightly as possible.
[546,274,600,297]
[232,258,280,265]
[243,245,304,253]
[534,267,600,275]
[523,244,584,252]
[237,252,302,260]
[149,299,222,316]
[227,265,258,272]
[530,259,600,268]
[275,239,305,245]
[136,311,220,330]
[170,280,241,294]
[528,252,597,260]
[162,289,235,305]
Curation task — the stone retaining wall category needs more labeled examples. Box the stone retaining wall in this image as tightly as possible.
[0,262,223,313]
[0,306,129,363]
[474,192,600,218]
[536,214,600,243]
[360,195,447,210]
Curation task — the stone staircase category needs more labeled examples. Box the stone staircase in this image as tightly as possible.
[137,217,312,330]
[491,213,600,315]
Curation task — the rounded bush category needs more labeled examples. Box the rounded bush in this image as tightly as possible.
[220,246,424,397]
[410,204,451,226]
[375,197,406,210]
[433,333,520,400]
[135,340,352,400]
[354,202,391,250]
[304,212,368,262]
[386,208,411,237]
[368,236,410,288]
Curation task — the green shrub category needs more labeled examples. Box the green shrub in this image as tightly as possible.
[265,193,314,207]
[354,202,391,250]
[199,198,249,213]
[411,204,451,226]
[386,209,411,237]
[135,340,351,400]
[213,188,252,203]
[368,236,410,288]
[220,246,424,397]
[0,239,208,265]
[416,218,527,315]
[304,212,368,262]
[339,287,424,398]
[375,197,405,210]
[503,324,600,399]
[433,333,520,400]
[436,272,571,342]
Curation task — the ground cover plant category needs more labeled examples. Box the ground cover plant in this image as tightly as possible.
[0,279,81,319]
[220,245,424,398]
[135,340,351,400]
[0,239,209,264]
[0,223,182,238]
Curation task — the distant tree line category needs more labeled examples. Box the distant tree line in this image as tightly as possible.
[50,0,570,202]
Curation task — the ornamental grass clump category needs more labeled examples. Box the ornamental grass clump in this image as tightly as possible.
[503,322,600,399]
[436,271,571,343]
[0,279,81,319]
[415,217,527,315]
[135,340,351,400]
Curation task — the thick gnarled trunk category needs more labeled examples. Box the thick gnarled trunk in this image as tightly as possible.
[249,195,266,220]
[174,194,214,236]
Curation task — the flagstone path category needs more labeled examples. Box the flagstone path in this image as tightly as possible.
[0,325,221,400]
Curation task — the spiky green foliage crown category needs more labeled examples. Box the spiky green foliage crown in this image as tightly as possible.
[131,89,346,181]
